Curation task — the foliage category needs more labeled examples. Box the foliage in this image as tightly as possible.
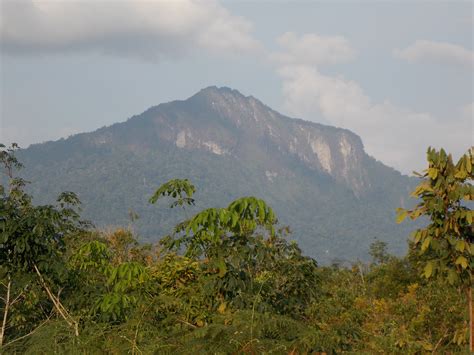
[397,146,473,351]
[17,115,418,264]
[397,147,473,285]
[149,178,196,208]
[369,239,391,265]
[1,147,471,353]
[0,144,86,345]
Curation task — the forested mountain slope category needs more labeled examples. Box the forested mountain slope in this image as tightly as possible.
[18,86,417,263]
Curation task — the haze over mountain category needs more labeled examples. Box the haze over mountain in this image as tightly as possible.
[17,86,417,263]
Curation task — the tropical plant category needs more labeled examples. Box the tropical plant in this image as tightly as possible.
[398,146,473,351]
[0,143,84,346]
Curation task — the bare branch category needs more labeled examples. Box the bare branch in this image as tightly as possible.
[3,316,51,348]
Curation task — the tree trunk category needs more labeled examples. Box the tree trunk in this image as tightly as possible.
[469,285,473,353]
[0,278,11,347]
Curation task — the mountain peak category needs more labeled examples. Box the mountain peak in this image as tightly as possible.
[196,85,246,98]
[18,87,414,263]
[62,85,371,193]
[189,86,256,110]
[137,86,370,194]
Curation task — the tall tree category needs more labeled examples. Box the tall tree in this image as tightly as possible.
[0,144,84,346]
[398,147,473,351]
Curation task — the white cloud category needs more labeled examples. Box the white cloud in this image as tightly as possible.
[272,34,472,174]
[0,0,261,59]
[395,40,474,68]
[271,32,355,66]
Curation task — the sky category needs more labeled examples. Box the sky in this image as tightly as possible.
[0,0,473,174]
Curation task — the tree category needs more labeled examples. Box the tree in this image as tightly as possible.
[151,179,320,315]
[0,144,84,346]
[369,239,390,265]
[397,147,473,351]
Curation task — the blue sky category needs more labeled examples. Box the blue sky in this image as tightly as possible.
[1,0,472,174]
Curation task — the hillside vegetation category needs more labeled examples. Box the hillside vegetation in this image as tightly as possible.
[1,144,473,354]
[18,87,417,263]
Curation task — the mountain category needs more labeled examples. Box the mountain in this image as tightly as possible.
[16,86,417,263]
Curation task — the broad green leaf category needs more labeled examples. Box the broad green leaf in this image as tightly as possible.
[427,167,438,179]
[455,240,465,252]
[454,170,467,179]
[466,211,473,224]
[424,262,433,278]
[413,231,422,244]
[465,154,472,173]
[455,256,468,269]
[396,209,408,224]
[217,258,227,278]
[447,269,458,285]
[421,237,432,252]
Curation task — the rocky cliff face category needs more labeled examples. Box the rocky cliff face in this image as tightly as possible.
[18,86,416,263]
[188,87,370,193]
[90,86,371,194]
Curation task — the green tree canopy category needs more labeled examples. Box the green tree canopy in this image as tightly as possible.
[398,146,473,351]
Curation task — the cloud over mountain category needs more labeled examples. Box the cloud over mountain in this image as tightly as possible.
[271,32,356,66]
[272,33,472,173]
[1,2,470,175]
[395,40,474,68]
[0,0,260,59]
